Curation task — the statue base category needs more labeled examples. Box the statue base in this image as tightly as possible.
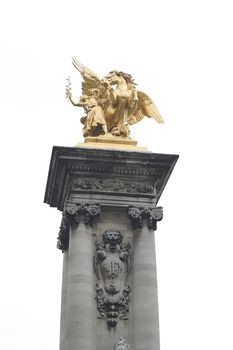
[77,134,147,151]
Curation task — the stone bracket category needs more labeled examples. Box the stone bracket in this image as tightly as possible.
[57,202,101,252]
[128,206,163,230]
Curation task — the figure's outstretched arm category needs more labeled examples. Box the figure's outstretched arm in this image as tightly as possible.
[65,77,84,107]
[69,95,83,107]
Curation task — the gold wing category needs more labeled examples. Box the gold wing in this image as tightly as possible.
[128,90,164,125]
[72,57,103,96]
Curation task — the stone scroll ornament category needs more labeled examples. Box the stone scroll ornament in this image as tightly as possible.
[128,206,163,230]
[94,229,131,328]
[57,202,101,252]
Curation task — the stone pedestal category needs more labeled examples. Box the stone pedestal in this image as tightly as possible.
[44,146,178,350]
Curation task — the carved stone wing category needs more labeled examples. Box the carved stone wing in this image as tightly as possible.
[72,57,103,96]
[128,90,164,125]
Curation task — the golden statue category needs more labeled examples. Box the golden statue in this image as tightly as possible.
[66,57,164,140]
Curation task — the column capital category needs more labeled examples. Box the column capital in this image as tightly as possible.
[128,206,163,230]
[57,202,101,252]
[65,201,101,225]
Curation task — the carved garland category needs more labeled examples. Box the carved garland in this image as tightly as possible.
[128,206,163,230]
[94,229,131,328]
[73,177,155,194]
[57,202,101,252]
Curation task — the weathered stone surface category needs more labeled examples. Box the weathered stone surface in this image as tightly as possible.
[44,146,178,350]
[64,221,94,350]
[57,202,101,252]
[94,229,131,328]
[132,222,160,350]
[128,206,163,230]
[44,146,178,210]
[95,208,134,350]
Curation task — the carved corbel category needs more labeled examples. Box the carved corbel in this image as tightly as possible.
[128,206,163,230]
[57,202,101,251]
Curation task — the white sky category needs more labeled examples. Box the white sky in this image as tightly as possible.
[0,0,233,349]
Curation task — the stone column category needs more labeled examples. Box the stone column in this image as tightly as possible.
[129,207,163,350]
[59,251,68,350]
[65,220,94,350]
[57,202,101,350]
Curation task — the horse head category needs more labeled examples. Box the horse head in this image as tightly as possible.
[104,71,125,86]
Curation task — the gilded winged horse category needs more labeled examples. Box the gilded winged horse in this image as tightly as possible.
[67,57,164,138]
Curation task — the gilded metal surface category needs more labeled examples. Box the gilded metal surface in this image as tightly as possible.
[66,58,163,141]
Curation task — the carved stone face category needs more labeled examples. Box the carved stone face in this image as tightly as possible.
[103,229,123,248]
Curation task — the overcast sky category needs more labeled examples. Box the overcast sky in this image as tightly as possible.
[0,1,233,349]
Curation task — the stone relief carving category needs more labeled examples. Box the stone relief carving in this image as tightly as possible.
[73,177,155,194]
[94,229,131,328]
[57,211,71,252]
[128,206,163,230]
[114,337,130,350]
[57,202,101,252]
[65,202,101,225]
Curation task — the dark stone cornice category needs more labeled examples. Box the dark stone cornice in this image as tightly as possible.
[44,146,179,211]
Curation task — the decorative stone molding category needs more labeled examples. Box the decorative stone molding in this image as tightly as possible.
[44,147,179,211]
[94,229,131,328]
[57,202,101,252]
[65,201,101,225]
[70,164,158,177]
[72,177,155,194]
[57,212,71,252]
[128,206,163,230]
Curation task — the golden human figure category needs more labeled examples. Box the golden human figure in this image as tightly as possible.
[66,85,107,137]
